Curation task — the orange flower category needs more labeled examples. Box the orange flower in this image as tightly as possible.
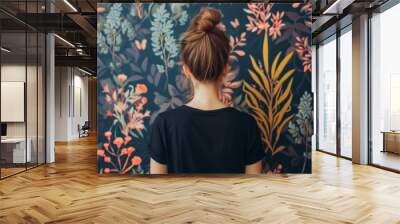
[104,156,111,163]
[120,148,128,155]
[104,131,112,141]
[106,110,113,117]
[131,156,142,166]
[97,150,105,157]
[127,147,136,156]
[97,7,105,13]
[135,83,148,95]
[113,137,124,149]
[124,136,132,145]
[117,74,127,84]
[103,143,110,151]
[103,168,110,173]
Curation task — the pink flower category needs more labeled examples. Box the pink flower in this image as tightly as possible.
[103,143,110,151]
[117,74,127,84]
[141,96,148,105]
[102,84,110,94]
[105,95,112,104]
[104,131,112,141]
[124,136,132,145]
[103,168,110,173]
[245,3,273,34]
[135,103,144,112]
[131,156,142,166]
[292,3,301,8]
[112,91,117,102]
[135,84,148,95]
[97,150,105,157]
[104,156,111,163]
[220,66,241,106]
[97,7,105,14]
[113,137,124,149]
[127,110,149,131]
[127,147,136,156]
[295,36,312,72]
[120,148,128,155]
[114,101,127,114]
[269,12,285,40]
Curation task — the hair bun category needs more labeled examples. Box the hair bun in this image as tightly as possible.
[195,8,222,33]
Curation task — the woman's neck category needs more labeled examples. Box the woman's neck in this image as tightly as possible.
[186,82,226,110]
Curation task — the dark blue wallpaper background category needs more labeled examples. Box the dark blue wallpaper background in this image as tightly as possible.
[97,3,312,174]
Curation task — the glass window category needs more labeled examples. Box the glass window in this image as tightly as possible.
[371,3,400,171]
[0,0,46,179]
[317,36,337,154]
[1,31,28,177]
[339,28,352,158]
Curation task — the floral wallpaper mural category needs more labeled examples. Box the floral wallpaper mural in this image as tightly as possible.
[97,2,312,174]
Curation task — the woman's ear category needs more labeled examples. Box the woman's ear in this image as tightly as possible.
[182,64,191,79]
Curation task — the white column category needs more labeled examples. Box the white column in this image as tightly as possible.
[46,32,55,163]
[352,14,369,164]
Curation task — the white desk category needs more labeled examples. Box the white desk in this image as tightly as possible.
[1,138,31,163]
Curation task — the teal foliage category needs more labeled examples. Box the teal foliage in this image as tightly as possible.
[150,4,180,73]
[288,91,313,145]
[98,3,136,54]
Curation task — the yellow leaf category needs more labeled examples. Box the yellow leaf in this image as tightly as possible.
[263,32,270,75]
[276,79,293,107]
[271,51,282,79]
[249,69,270,95]
[273,69,295,96]
[274,95,293,128]
[243,82,268,106]
[274,51,294,80]
[273,146,286,155]
[244,90,258,108]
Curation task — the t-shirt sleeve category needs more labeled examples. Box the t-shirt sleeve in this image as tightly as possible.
[245,116,266,165]
[148,115,167,164]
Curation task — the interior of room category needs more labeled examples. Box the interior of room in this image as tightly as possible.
[370,3,400,171]
[0,0,399,223]
[0,7,46,178]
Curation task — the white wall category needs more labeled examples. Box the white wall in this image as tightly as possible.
[312,45,316,151]
[1,65,40,138]
[54,66,89,141]
[1,63,46,163]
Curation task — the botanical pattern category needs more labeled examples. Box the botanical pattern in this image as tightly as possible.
[244,33,295,156]
[97,3,312,174]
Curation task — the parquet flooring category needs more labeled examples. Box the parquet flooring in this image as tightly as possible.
[0,135,400,223]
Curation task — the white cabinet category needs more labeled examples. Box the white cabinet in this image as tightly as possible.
[1,138,32,163]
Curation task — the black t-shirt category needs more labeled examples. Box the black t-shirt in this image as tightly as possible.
[148,105,265,173]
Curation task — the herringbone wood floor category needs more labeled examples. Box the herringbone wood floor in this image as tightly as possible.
[0,135,400,224]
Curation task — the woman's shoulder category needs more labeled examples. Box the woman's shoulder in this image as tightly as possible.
[230,108,258,126]
[156,105,257,125]
[157,105,188,119]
